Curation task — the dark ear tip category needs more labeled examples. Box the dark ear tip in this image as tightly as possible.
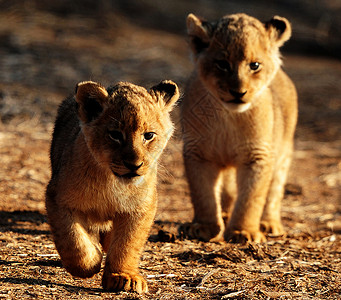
[158,80,179,97]
[267,16,289,33]
[150,80,180,109]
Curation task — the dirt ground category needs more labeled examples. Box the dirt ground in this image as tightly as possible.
[0,1,340,299]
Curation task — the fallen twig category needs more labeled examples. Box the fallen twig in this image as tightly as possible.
[146,273,176,279]
[196,268,220,288]
[221,290,246,298]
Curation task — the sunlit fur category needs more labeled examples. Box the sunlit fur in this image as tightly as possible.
[181,13,297,243]
[46,80,179,293]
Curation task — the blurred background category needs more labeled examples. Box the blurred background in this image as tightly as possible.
[0,0,340,94]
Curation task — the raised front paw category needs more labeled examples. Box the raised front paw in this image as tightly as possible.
[102,272,148,294]
[225,229,266,243]
[260,220,284,236]
[179,222,224,242]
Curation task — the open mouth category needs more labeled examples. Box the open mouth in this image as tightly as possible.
[113,172,140,179]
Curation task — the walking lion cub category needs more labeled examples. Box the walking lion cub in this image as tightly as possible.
[46,80,179,293]
[181,13,297,243]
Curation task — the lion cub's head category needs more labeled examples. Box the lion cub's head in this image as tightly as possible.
[187,13,291,112]
[75,80,179,179]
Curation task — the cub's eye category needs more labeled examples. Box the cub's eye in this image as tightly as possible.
[144,132,155,141]
[108,130,124,143]
[215,60,231,73]
[250,62,261,71]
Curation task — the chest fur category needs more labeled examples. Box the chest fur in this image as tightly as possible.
[182,90,274,166]
[52,151,156,221]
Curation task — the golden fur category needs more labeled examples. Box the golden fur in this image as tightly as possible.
[181,13,297,243]
[46,80,179,293]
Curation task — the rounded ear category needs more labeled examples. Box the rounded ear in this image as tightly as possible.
[187,13,213,54]
[149,80,179,111]
[265,16,292,47]
[75,81,109,123]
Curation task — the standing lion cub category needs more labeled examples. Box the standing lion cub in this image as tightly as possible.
[46,80,179,293]
[181,13,297,243]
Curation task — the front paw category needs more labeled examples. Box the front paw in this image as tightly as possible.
[225,229,266,243]
[102,272,148,294]
[260,220,284,236]
[179,222,224,242]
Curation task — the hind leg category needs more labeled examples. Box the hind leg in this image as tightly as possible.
[46,195,103,278]
[261,150,292,235]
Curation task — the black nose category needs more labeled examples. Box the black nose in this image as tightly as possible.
[123,161,143,171]
[229,89,247,99]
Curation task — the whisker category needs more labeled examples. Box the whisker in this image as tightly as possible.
[156,160,174,183]
[109,116,122,125]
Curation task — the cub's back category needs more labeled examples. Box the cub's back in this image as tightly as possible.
[50,96,80,177]
[270,69,298,146]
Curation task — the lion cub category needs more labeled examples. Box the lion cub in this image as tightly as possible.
[181,13,297,243]
[46,80,179,293]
